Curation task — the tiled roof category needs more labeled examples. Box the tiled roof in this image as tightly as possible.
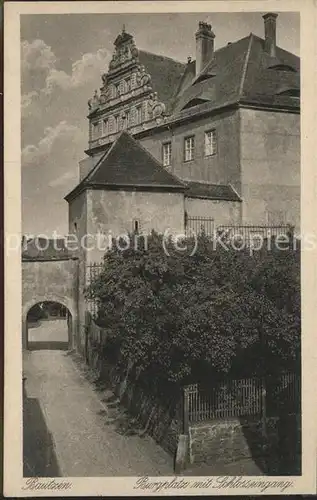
[22,238,74,261]
[65,131,185,201]
[138,50,186,112]
[171,34,300,115]
[185,181,242,202]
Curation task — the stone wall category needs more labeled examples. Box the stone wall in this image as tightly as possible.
[189,414,301,474]
[240,108,300,232]
[86,188,185,263]
[185,197,241,226]
[84,313,182,458]
[68,190,88,350]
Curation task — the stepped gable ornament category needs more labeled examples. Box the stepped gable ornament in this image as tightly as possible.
[109,26,139,70]
[139,65,151,87]
[100,73,111,104]
[88,89,100,111]
[148,91,166,118]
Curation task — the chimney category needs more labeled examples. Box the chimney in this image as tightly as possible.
[263,12,278,57]
[195,21,215,75]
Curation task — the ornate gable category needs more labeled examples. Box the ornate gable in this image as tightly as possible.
[87,27,167,154]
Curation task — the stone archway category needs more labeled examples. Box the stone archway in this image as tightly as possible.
[22,258,79,350]
[24,299,74,351]
[22,294,77,351]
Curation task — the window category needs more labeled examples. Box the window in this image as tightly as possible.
[133,219,140,233]
[92,122,100,139]
[205,129,217,156]
[102,118,109,136]
[123,109,130,129]
[184,136,195,161]
[114,115,120,132]
[115,83,120,97]
[136,106,142,125]
[162,142,172,167]
[125,78,131,93]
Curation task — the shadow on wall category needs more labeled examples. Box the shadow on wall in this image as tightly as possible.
[23,383,61,477]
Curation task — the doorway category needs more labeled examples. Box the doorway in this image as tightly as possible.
[26,301,72,350]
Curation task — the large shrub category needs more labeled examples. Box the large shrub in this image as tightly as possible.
[86,232,300,397]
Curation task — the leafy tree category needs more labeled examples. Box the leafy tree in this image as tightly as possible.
[86,232,300,398]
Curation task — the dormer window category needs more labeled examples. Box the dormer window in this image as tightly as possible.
[276,88,300,98]
[268,63,297,72]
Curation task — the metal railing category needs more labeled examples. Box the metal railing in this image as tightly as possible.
[216,225,294,243]
[184,372,300,423]
[86,263,103,318]
[185,216,215,237]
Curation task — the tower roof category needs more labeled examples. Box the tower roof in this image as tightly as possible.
[65,131,185,202]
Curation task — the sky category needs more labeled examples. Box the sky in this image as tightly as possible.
[21,12,300,236]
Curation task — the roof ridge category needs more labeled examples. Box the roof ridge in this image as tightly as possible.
[79,150,108,185]
[85,134,124,183]
[249,32,300,59]
[239,33,254,97]
[214,33,253,54]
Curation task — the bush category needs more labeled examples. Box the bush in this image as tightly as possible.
[86,232,300,397]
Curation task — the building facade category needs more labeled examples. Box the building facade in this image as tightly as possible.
[66,12,300,264]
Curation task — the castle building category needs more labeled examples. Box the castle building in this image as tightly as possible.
[65,12,300,265]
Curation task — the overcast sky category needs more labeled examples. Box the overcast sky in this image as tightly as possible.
[21,12,300,236]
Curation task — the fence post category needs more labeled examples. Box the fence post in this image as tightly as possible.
[261,376,267,439]
[183,387,189,435]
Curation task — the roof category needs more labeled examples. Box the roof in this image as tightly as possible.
[171,33,300,115]
[138,50,186,112]
[185,181,242,202]
[65,131,185,202]
[22,238,75,261]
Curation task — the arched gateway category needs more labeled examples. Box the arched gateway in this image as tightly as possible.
[22,239,79,350]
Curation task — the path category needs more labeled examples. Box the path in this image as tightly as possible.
[28,319,68,344]
[23,349,173,477]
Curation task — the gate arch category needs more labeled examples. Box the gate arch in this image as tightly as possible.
[25,299,73,350]
[22,257,79,350]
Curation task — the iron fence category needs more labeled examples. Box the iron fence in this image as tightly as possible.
[216,225,294,245]
[184,219,294,244]
[86,263,103,318]
[185,216,215,237]
[185,372,300,423]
